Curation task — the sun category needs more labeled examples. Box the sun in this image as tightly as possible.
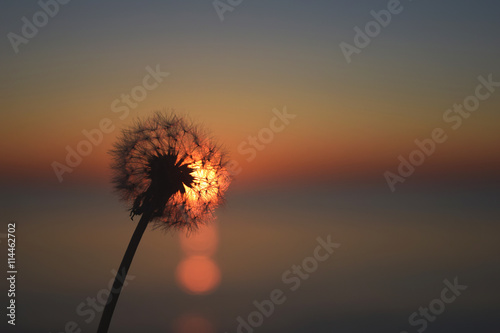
[183,161,222,203]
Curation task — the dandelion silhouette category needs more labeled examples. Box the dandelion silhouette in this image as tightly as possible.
[97,112,231,333]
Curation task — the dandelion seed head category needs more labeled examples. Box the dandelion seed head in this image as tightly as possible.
[110,112,231,231]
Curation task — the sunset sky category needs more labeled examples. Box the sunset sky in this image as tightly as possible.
[2,0,499,188]
[1,1,499,333]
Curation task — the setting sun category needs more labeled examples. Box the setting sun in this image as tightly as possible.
[184,161,222,203]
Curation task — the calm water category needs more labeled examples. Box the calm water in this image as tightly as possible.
[1,182,499,332]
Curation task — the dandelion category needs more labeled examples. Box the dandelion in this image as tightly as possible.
[97,112,231,333]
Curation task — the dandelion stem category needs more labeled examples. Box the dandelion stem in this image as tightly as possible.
[97,211,152,333]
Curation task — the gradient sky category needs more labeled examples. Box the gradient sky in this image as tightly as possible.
[1,1,499,333]
[1,0,500,189]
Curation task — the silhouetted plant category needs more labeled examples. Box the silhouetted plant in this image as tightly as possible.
[97,112,231,333]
